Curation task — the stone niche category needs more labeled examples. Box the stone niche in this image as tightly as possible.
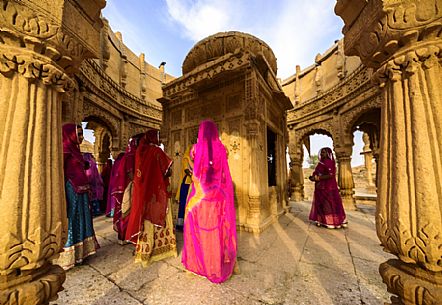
[159,31,293,233]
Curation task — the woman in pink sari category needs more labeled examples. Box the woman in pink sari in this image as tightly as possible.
[182,120,237,284]
[308,147,347,228]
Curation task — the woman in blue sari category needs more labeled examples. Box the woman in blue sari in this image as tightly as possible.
[54,124,99,270]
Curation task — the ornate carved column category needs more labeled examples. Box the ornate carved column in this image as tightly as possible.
[244,70,263,231]
[139,53,147,101]
[0,1,104,304]
[287,126,304,202]
[361,132,374,187]
[245,120,262,229]
[336,1,442,303]
[335,146,356,211]
[290,155,304,202]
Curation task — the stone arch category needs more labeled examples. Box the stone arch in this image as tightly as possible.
[295,121,335,150]
[82,103,119,140]
[342,95,382,136]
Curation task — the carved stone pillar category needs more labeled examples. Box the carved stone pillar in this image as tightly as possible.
[0,1,104,304]
[287,126,304,202]
[294,65,301,104]
[361,132,374,187]
[290,155,304,202]
[139,53,147,101]
[245,120,262,230]
[335,1,442,303]
[335,147,356,211]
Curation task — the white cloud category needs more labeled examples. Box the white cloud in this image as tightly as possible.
[165,0,232,41]
[164,0,343,79]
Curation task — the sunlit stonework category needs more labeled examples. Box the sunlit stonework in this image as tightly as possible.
[0,0,440,304]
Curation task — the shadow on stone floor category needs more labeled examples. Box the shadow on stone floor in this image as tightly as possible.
[51,201,393,305]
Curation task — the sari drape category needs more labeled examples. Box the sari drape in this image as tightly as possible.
[126,130,176,266]
[100,159,113,213]
[113,138,138,242]
[54,123,98,270]
[106,153,124,216]
[125,130,173,242]
[182,120,237,284]
[309,147,347,228]
[83,153,104,216]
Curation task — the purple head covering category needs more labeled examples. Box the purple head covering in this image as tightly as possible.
[83,153,104,201]
[62,123,89,193]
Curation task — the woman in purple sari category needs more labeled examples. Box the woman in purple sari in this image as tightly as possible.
[100,159,113,213]
[83,153,104,216]
[54,124,98,270]
[182,120,237,284]
[308,147,347,228]
[105,152,124,217]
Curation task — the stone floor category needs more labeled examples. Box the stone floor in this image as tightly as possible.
[50,201,394,305]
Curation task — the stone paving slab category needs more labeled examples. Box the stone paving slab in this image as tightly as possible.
[51,201,395,305]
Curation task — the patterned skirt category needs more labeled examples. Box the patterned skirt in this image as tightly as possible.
[54,181,98,270]
[134,201,177,267]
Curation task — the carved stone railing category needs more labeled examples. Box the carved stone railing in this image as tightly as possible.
[287,64,371,123]
[79,59,163,120]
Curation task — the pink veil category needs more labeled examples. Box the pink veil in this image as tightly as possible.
[182,120,237,283]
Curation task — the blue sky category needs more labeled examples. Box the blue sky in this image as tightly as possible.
[87,1,364,166]
[101,0,344,79]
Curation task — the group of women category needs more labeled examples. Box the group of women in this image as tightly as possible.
[55,119,346,284]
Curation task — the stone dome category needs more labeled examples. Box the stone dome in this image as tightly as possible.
[182,31,277,75]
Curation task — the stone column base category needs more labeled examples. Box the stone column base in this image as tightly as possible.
[380,259,442,305]
[341,195,357,211]
[0,263,66,305]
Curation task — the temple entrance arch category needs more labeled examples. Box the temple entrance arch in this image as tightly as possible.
[82,115,115,172]
[349,108,381,195]
[288,126,335,204]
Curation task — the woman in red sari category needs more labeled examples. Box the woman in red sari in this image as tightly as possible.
[125,129,177,266]
[112,137,139,244]
[182,120,237,284]
[308,147,347,228]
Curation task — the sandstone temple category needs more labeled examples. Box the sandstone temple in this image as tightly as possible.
[0,0,441,304]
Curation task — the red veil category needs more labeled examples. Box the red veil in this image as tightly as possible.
[125,130,173,243]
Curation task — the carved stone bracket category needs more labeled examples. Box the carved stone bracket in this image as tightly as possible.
[380,259,442,305]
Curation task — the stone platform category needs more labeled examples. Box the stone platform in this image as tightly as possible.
[50,201,393,305]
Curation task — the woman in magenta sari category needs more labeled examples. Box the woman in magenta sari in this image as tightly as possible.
[182,120,237,284]
[100,159,113,213]
[105,152,124,217]
[308,147,347,228]
[83,153,104,217]
[112,137,139,244]
[54,124,98,270]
